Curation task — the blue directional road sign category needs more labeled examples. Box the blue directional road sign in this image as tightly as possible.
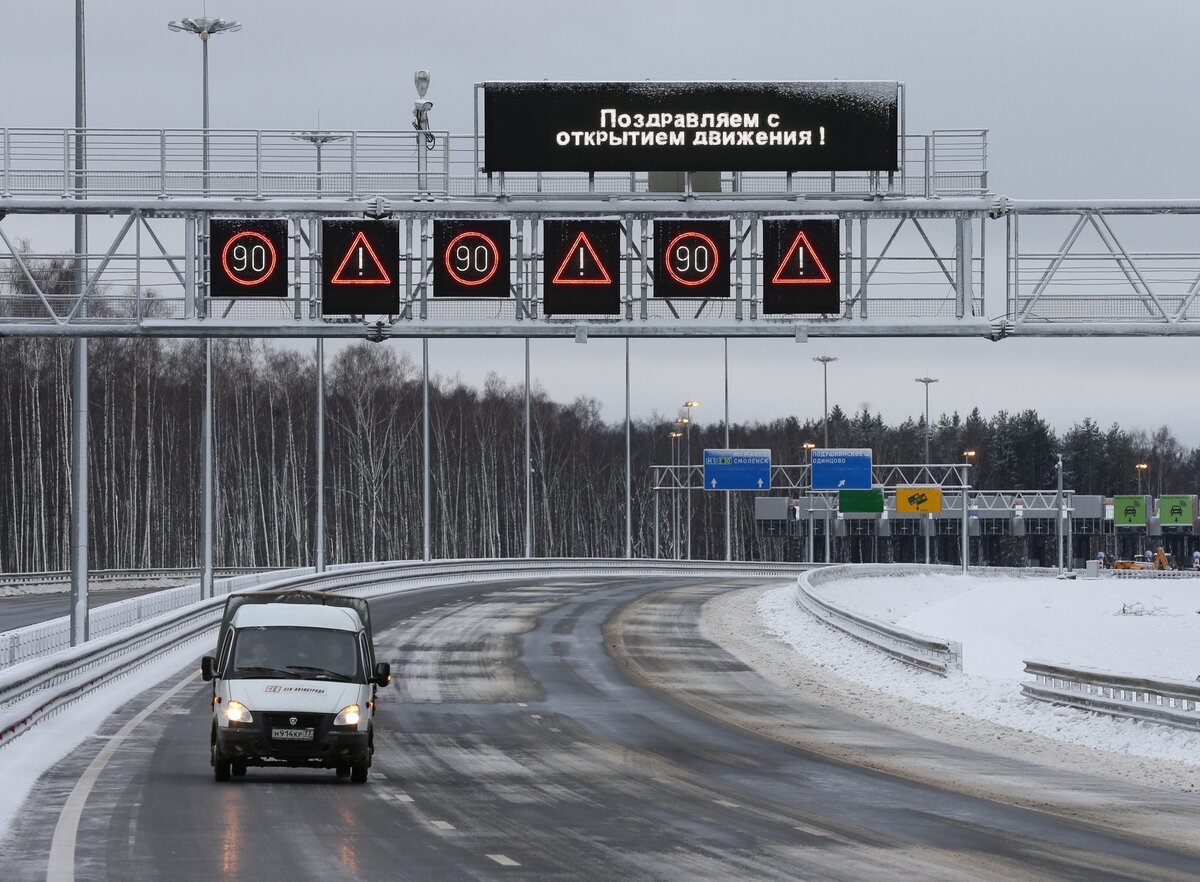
[811,448,873,490]
[704,449,771,491]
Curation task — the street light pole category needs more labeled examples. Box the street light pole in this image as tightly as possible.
[168,16,241,192]
[669,431,683,558]
[1136,462,1148,496]
[803,442,816,562]
[69,0,88,645]
[291,129,347,197]
[813,356,837,448]
[1056,453,1064,574]
[682,401,700,559]
[962,450,976,575]
[915,376,938,565]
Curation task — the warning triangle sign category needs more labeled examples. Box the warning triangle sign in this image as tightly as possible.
[771,231,832,285]
[331,230,392,285]
[552,231,613,286]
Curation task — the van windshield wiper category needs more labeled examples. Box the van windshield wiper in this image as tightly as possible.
[284,665,354,682]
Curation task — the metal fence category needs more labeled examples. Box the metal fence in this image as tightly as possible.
[1023,660,1200,732]
[1,128,988,201]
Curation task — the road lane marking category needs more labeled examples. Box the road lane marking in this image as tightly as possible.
[396,793,415,803]
[487,854,521,867]
[430,820,455,830]
[714,799,739,809]
[48,670,199,882]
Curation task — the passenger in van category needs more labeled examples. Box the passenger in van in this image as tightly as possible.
[238,635,272,670]
[323,637,356,678]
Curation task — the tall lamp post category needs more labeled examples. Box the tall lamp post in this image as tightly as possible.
[682,401,700,559]
[915,376,938,564]
[1135,462,1148,496]
[167,16,241,192]
[813,356,837,448]
[669,431,683,558]
[962,449,977,575]
[803,441,816,562]
[168,14,239,600]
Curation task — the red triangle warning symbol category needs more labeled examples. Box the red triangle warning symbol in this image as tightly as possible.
[331,231,392,285]
[552,231,613,286]
[771,231,832,285]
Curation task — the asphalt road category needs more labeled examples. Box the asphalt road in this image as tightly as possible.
[6,576,1200,881]
[0,586,182,632]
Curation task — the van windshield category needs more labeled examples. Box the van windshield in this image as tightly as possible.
[230,627,362,682]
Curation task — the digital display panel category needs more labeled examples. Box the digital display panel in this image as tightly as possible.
[483,81,899,172]
[434,220,511,297]
[210,219,289,298]
[653,220,730,298]
[762,218,840,315]
[542,219,621,316]
[321,219,400,315]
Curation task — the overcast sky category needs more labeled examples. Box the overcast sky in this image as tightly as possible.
[7,1,1200,448]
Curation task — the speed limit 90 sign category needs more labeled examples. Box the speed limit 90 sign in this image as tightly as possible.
[434,220,511,297]
[209,218,289,298]
[653,219,730,298]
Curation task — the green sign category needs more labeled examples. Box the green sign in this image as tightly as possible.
[1159,495,1194,526]
[1114,495,1146,526]
[839,488,884,514]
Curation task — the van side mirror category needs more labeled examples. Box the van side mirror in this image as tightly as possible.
[374,662,391,688]
[201,655,216,682]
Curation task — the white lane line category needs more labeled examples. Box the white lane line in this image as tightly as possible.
[430,820,456,831]
[374,771,388,780]
[396,793,415,803]
[530,714,542,720]
[714,799,739,809]
[487,854,521,867]
[48,671,199,882]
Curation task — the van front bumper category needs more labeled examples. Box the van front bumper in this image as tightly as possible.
[216,716,370,767]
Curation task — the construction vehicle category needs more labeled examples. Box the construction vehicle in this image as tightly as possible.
[1112,547,1173,570]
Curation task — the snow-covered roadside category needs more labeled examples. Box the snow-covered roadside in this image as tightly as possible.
[0,640,203,840]
[759,578,1200,767]
[0,578,192,598]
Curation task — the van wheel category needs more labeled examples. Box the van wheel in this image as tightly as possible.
[350,763,368,784]
[336,765,351,778]
[213,744,231,782]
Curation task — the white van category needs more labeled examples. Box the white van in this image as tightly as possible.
[201,589,391,783]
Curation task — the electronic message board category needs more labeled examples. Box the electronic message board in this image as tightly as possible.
[210,219,289,299]
[542,219,621,316]
[483,81,899,173]
[321,219,399,315]
[762,219,840,315]
[434,220,511,298]
[653,220,730,298]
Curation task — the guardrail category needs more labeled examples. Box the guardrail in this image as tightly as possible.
[1022,661,1200,732]
[0,566,288,589]
[0,558,804,748]
[796,564,964,675]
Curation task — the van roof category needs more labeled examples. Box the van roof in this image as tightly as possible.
[232,602,361,632]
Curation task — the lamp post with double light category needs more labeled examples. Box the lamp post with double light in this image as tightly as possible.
[1135,462,1148,496]
[669,430,683,558]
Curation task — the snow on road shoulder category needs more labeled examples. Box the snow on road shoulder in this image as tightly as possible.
[759,578,1200,766]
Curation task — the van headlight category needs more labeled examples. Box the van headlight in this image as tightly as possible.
[225,700,253,724]
[333,704,361,727]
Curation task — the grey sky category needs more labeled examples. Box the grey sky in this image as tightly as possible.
[6,1,1200,446]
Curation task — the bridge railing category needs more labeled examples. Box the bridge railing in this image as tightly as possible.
[1,128,989,200]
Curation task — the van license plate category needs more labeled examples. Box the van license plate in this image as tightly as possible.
[272,727,314,741]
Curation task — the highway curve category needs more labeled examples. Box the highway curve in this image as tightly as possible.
[5,576,1200,881]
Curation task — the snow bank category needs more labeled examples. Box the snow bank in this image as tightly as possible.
[760,574,1200,765]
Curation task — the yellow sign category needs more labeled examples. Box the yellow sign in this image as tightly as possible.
[897,486,942,513]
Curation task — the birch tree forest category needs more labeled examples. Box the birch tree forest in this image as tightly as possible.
[4,258,1200,572]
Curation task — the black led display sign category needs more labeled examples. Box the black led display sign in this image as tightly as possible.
[321,219,400,315]
[653,220,730,298]
[434,220,511,297]
[762,219,840,315]
[210,219,289,298]
[483,81,898,173]
[542,219,621,316]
